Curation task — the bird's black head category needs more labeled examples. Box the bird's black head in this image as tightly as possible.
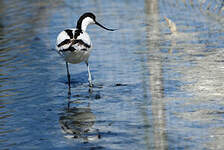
[76,12,116,31]
[76,12,95,30]
[80,12,96,22]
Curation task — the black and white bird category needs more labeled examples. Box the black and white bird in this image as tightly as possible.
[56,12,116,88]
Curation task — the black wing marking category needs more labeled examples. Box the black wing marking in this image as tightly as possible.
[58,36,91,53]
[64,29,73,39]
[57,39,71,47]
[59,47,76,53]
[58,29,88,48]
[74,29,83,39]
[73,39,91,48]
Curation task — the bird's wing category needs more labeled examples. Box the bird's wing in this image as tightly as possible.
[72,31,91,51]
[56,29,73,51]
[56,29,91,52]
[70,39,91,51]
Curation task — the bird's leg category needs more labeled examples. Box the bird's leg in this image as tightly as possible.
[67,87,71,111]
[85,61,93,87]
[66,62,71,95]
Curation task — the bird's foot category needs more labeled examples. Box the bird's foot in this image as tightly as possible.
[89,82,94,87]
[88,79,94,87]
[88,81,93,93]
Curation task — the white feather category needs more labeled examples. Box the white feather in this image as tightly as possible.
[56,28,92,64]
[56,30,70,51]
[81,17,95,31]
[77,31,91,46]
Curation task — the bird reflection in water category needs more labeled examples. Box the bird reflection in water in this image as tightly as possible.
[59,88,100,143]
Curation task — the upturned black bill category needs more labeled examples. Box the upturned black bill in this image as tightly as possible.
[95,21,116,31]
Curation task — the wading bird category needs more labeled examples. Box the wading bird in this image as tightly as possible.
[56,12,116,88]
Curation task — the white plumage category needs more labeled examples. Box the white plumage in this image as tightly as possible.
[56,29,92,64]
[55,12,116,88]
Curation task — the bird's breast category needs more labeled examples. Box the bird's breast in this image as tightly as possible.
[63,48,92,64]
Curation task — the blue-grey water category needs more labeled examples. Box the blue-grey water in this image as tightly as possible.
[0,0,224,149]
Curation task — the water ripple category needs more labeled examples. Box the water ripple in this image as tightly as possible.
[0,0,223,149]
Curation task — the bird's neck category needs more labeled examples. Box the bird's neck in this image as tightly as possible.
[76,17,92,32]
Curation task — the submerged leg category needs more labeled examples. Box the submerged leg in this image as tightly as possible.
[85,61,93,87]
[67,88,71,110]
[66,62,71,93]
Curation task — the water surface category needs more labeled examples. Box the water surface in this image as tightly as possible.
[0,0,224,149]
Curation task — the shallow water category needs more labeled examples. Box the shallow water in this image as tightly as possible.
[0,0,224,149]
